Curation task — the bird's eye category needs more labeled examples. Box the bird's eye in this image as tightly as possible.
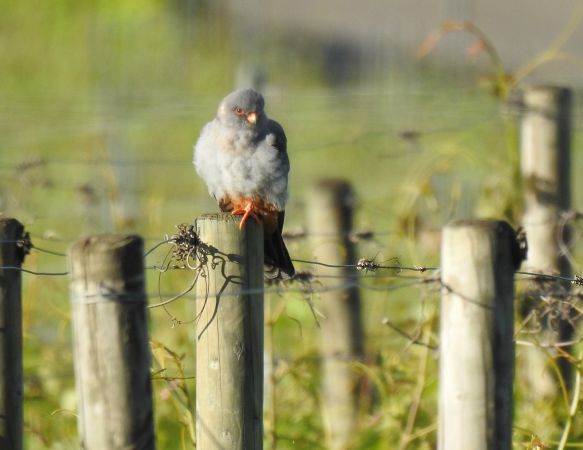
[234,107,244,115]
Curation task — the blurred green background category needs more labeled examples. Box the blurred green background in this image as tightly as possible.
[1,0,583,448]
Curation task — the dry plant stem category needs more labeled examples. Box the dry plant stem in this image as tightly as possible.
[420,14,583,98]
[513,5,583,85]
[382,318,436,350]
[417,21,507,96]
[398,322,432,450]
[265,295,278,450]
[558,212,581,272]
[557,361,581,450]
[442,21,507,94]
[544,347,571,417]
[148,270,200,309]
[406,423,438,442]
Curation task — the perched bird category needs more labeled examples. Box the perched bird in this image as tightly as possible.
[193,88,295,279]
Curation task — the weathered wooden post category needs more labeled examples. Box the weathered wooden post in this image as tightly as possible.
[439,220,518,450]
[69,235,155,450]
[0,218,26,450]
[520,85,572,395]
[306,179,364,450]
[195,213,264,450]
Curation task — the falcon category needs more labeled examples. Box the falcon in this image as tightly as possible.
[193,88,295,279]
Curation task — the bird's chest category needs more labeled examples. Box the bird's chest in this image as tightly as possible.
[218,135,276,177]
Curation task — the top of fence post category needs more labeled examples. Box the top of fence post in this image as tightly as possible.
[194,213,264,450]
[439,219,518,450]
[0,218,26,450]
[68,234,155,450]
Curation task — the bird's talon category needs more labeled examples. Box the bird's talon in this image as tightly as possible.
[231,202,261,230]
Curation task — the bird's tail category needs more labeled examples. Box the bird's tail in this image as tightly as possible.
[264,230,295,280]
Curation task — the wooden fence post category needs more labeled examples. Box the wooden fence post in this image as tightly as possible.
[520,85,572,395]
[0,218,26,450]
[69,235,155,450]
[439,220,517,450]
[194,213,264,450]
[306,179,364,450]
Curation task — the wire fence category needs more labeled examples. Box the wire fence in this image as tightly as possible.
[3,223,582,306]
[3,210,583,448]
[4,4,583,446]
[1,82,582,445]
[3,217,580,365]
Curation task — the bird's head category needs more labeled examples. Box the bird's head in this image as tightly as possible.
[217,88,267,130]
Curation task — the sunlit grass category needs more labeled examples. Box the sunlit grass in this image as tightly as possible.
[2,1,583,449]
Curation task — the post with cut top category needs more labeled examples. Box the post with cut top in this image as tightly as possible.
[69,235,155,450]
[306,179,364,450]
[0,218,27,450]
[439,220,519,450]
[195,213,264,450]
[520,85,573,395]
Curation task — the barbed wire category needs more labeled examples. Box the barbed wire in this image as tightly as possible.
[5,205,583,250]
[30,244,66,257]
[5,226,400,246]
[0,266,69,276]
[146,278,441,310]
[1,220,583,343]
[516,271,579,284]
[4,244,583,354]
[5,211,581,245]
[291,257,439,273]
[0,110,504,165]
[381,317,437,350]
[2,222,583,285]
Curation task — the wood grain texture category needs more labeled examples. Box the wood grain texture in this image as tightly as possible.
[521,86,571,270]
[520,85,573,396]
[306,179,363,450]
[439,220,516,450]
[0,218,25,450]
[69,234,155,450]
[195,213,264,450]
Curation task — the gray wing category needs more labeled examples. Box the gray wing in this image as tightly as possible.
[266,119,289,173]
[263,119,294,278]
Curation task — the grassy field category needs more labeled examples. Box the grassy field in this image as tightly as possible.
[2,1,583,448]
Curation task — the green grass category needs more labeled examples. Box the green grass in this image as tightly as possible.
[1,1,583,449]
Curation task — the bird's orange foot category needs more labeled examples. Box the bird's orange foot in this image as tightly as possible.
[231,201,261,230]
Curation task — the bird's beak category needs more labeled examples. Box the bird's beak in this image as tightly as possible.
[246,112,257,124]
